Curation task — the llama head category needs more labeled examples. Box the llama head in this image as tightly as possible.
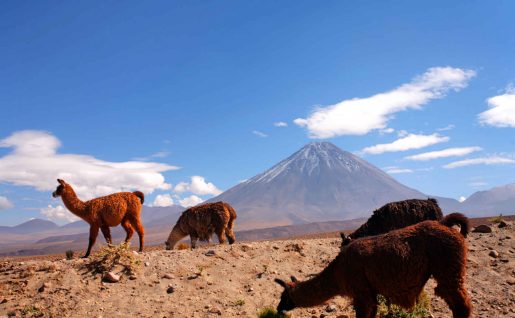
[274,276,298,313]
[52,179,68,198]
[164,240,172,250]
[340,232,352,250]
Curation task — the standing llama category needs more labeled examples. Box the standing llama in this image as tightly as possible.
[52,179,145,257]
[341,198,444,246]
[165,201,236,250]
[275,213,472,318]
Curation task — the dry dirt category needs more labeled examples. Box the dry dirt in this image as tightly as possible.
[0,222,513,318]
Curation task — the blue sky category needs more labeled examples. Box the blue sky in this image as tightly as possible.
[1,1,514,225]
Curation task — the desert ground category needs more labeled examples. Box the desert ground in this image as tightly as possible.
[0,221,513,318]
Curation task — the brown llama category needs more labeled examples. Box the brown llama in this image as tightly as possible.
[275,213,472,318]
[340,198,444,246]
[52,179,145,257]
[165,201,236,250]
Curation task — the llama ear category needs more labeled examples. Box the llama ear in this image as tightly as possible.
[57,179,65,185]
[290,276,298,283]
[340,232,346,240]
[274,278,288,288]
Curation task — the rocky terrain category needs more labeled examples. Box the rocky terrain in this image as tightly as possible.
[0,221,513,318]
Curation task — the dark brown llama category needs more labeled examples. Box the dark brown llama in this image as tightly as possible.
[52,179,145,257]
[275,213,472,318]
[341,198,444,246]
[165,201,237,250]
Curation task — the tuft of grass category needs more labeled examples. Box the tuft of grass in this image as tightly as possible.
[257,307,291,318]
[377,291,431,318]
[65,250,74,260]
[84,242,140,275]
[21,305,42,317]
[233,299,245,306]
[488,214,504,223]
[177,242,190,250]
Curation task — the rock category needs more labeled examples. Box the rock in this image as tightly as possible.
[489,250,499,258]
[205,250,216,256]
[498,221,508,228]
[163,273,174,279]
[132,251,140,256]
[129,275,137,280]
[166,286,175,294]
[0,297,7,304]
[103,272,120,283]
[208,307,222,315]
[38,282,51,292]
[325,304,337,312]
[472,225,492,233]
[144,262,150,267]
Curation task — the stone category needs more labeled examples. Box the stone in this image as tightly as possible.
[103,272,120,283]
[163,273,174,279]
[205,250,216,256]
[498,221,508,228]
[38,282,51,292]
[166,286,175,294]
[129,275,137,280]
[488,250,499,258]
[144,262,150,267]
[325,304,337,312]
[472,225,492,233]
[208,307,222,315]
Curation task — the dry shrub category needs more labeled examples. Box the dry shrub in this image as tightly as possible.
[176,242,190,250]
[65,250,74,260]
[257,307,290,318]
[84,242,140,275]
[488,214,504,223]
[377,291,431,318]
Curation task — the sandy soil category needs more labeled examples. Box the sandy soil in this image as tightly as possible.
[0,222,513,318]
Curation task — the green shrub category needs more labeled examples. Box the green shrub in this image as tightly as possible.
[257,307,291,318]
[377,291,431,318]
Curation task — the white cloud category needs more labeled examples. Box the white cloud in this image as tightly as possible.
[444,156,515,169]
[179,195,204,207]
[133,151,170,161]
[0,130,177,200]
[151,194,174,207]
[273,122,288,127]
[469,181,488,187]
[173,176,222,196]
[379,128,395,135]
[437,124,455,131]
[383,167,414,174]
[478,88,515,127]
[405,147,482,161]
[252,130,268,138]
[294,67,476,138]
[458,196,466,203]
[361,133,449,155]
[0,196,13,210]
[41,204,80,223]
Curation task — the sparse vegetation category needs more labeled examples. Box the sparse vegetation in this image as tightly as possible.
[177,242,190,250]
[65,249,74,260]
[377,292,431,318]
[233,299,245,306]
[21,305,42,317]
[84,242,140,275]
[257,307,290,318]
[488,214,504,223]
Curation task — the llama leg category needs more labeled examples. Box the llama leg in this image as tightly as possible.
[435,284,472,318]
[100,226,112,245]
[121,218,134,243]
[190,234,198,249]
[215,227,226,245]
[128,216,145,252]
[84,225,100,258]
[353,296,377,318]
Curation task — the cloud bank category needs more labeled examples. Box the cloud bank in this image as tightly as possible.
[405,147,482,161]
[444,156,515,169]
[361,133,449,155]
[0,130,178,200]
[294,67,476,138]
[478,89,515,127]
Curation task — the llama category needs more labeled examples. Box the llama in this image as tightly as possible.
[275,213,472,318]
[52,179,145,257]
[341,198,444,246]
[165,201,236,250]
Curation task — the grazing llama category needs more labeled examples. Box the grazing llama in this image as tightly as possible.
[341,198,443,246]
[275,213,472,318]
[52,179,145,257]
[165,201,236,250]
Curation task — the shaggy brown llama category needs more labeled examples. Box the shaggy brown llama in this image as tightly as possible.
[340,198,444,246]
[165,201,237,250]
[52,179,145,257]
[275,213,472,318]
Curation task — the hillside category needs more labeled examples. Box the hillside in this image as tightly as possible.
[1,221,513,317]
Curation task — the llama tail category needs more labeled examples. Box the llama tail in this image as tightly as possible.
[440,212,469,237]
[133,191,145,204]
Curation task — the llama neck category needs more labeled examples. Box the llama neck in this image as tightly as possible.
[290,258,341,308]
[61,187,88,220]
[166,226,187,248]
